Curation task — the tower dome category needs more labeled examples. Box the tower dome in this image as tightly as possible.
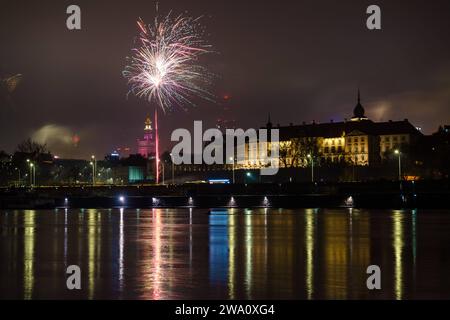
[138,115,155,158]
[351,89,368,121]
[144,115,152,131]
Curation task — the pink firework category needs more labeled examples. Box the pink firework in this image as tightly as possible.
[123,11,214,112]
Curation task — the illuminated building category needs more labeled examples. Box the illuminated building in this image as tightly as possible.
[243,90,422,168]
[216,94,237,131]
[115,146,132,158]
[137,115,156,159]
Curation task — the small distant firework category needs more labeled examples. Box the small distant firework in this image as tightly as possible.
[2,74,22,93]
[123,10,214,112]
[0,74,22,107]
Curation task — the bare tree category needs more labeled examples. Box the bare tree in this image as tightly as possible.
[279,139,301,167]
[16,138,48,156]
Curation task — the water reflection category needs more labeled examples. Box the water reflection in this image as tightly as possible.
[23,210,35,300]
[228,210,236,299]
[392,210,404,300]
[0,208,446,299]
[305,209,315,299]
[209,211,228,286]
[151,208,162,299]
[87,209,98,299]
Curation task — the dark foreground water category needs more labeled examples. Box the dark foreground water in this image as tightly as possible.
[1,208,450,300]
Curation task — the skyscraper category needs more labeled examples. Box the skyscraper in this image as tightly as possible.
[137,115,155,159]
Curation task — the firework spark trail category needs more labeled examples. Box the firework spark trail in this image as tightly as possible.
[123,11,214,112]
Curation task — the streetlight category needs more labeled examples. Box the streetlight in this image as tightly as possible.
[307,154,314,183]
[229,156,235,184]
[394,149,402,180]
[170,153,175,184]
[90,161,95,185]
[15,167,21,186]
[29,162,35,187]
[26,159,31,186]
[26,160,30,185]
[91,155,96,185]
[32,163,36,186]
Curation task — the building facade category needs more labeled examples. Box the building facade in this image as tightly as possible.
[137,115,156,159]
[242,91,422,169]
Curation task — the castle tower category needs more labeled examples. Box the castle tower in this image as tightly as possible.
[137,115,156,158]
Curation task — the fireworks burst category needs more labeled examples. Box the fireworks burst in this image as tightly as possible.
[123,10,214,112]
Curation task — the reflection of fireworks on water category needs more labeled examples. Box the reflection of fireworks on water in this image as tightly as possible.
[123,10,214,112]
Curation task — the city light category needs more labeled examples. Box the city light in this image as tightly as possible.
[230,156,235,184]
[394,149,402,180]
[90,155,97,185]
[208,179,230,184]
[228,196,236,207]
[345,196,354,207]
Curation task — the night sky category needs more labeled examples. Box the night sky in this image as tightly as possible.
[1,0,450,158]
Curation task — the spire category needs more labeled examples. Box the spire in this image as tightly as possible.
[351,88,368,121]
[267,112,272,128]
[144,114,152,131]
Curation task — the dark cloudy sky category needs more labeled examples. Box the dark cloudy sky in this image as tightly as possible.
[1,0,450,158]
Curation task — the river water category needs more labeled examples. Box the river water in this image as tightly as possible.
[0,208,449,299]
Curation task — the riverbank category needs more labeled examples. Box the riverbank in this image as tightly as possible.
[1,180,449,209]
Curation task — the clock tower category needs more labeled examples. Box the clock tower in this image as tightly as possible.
[137,115,156,158]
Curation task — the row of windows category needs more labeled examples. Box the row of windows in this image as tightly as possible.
[382,135,407,143]
[322,155,367,162]
[347,137,366,143]
[323,139,344,146]
[323,146,366,153]
[324,137,367,144]
[324,146,343,153]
